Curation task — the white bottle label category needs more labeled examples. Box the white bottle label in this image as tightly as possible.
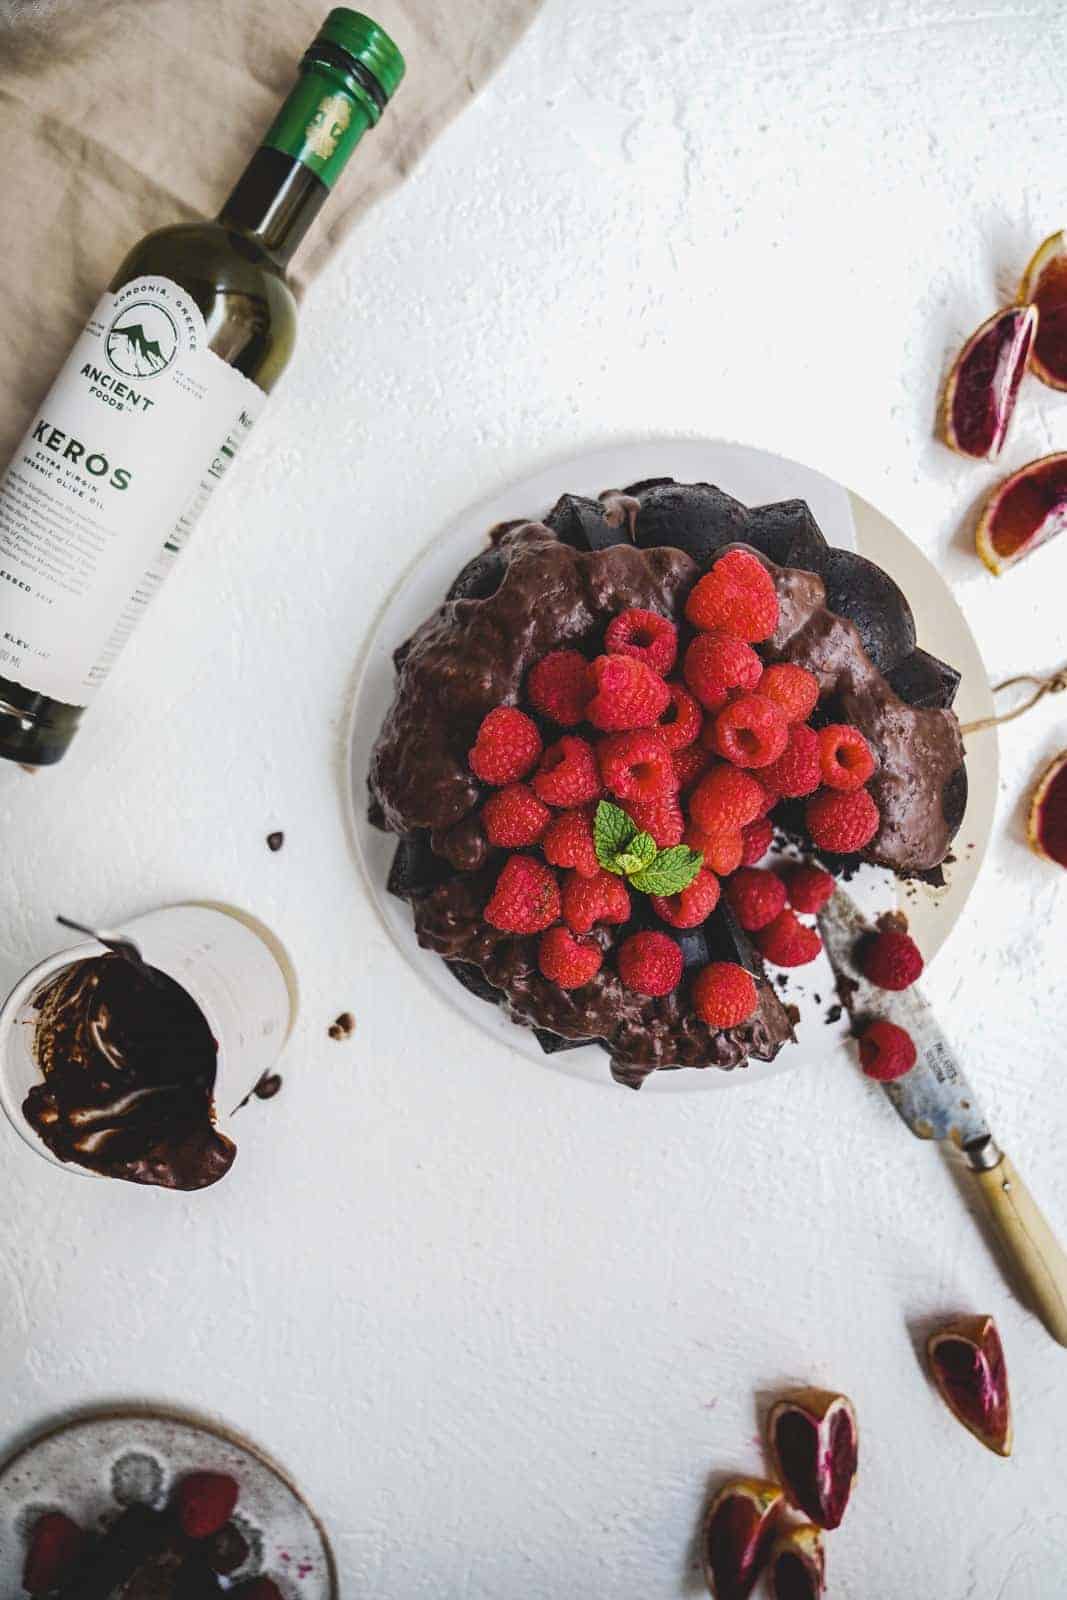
[0,275,266,707]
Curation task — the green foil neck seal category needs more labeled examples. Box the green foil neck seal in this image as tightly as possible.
[263,10,405,190]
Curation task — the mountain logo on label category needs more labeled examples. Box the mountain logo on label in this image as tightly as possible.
[105,301,179,379]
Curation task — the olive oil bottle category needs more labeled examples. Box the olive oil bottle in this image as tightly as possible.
[0,10,403,765]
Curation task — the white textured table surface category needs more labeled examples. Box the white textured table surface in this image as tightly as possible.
[2,2,1067,1594]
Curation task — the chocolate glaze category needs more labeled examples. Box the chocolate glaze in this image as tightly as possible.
[22,956,234,1190]
[369,497,966,1081]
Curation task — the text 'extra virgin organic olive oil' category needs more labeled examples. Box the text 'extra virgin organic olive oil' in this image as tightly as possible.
[0,11,403,766]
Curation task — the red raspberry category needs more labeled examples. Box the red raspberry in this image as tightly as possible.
[858,1019,917,1080]
[860,928,924,991]
[761,723,821,798]
[756,908,823,967]
[469,707,542,785]
[673,744,711,793]
[753,775,779,816]
[604,608,678,676]
[481,783,550,847]
[758,662,820,723]
[538,925,603,988]
[628,791,685,847]
[650,868,721,928]
[818,723,877,791]
[542,804,599,877]
[175,1472,240,1540]
[656,681,703,750]
[532,736,601,806]
[597,729,677,802]
[711,694,789,769]
[740,817,774,865]
[485,856,561,934]
[692,961,759,1028]
[684,825,744,877]
[562,868,630,935]
[22,1513,85,1594]
[685,548,780,641]
[689,764,765,833]
[783,862,835,914]
[527,649,593,725]
[587,654,670,732]
[683,629,762,711]
[617,931,683,996]
[725,867,788,932]
[806,787,880,853]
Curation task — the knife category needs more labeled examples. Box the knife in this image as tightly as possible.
[819,884,1067,1348]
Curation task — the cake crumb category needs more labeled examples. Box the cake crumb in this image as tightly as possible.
[266,830,285,852]
[825,1003,843,1024]
[329,1011,356,1041]
[253,1073,283,1100]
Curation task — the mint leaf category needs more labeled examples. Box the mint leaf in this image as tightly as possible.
[629,831,658,870]
[629,846,704,897]
[594,800,637,870]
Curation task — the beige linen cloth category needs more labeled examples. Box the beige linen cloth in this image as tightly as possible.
[0,0,542,465]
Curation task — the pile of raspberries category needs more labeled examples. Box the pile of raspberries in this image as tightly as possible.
[465,548,883,1033]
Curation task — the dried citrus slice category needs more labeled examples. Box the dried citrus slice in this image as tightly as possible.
[1020,230,1067,389]
[942,306,1036,459]
[975,451,1067,574]
[1028,750,1067,867]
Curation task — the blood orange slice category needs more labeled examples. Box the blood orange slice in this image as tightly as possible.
[975,451,1067,574]
[1028,751,1067,867]
[1020,230,1067,389]
[942,305,1036,459]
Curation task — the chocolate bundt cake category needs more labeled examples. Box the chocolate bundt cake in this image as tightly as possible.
[368,479,966,1088]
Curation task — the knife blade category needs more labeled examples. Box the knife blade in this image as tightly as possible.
[818,883,1067,1348]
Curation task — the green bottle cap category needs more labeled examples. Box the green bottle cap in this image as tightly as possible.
[314,9,406,105]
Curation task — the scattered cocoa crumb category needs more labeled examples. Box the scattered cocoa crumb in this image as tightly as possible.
[775,973,789,988]
[266,831,285,852]
[876,909,908,934]
[785,1003,801,1028]
[328,1011,356,1041]
[253,1072,282,1099]
[825,1003,843,1024]
[813,992,821,1005]
[943,851,956,866]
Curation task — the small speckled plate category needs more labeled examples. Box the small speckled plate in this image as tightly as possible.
[0,1407,336,1597]
[346,440,996,1093]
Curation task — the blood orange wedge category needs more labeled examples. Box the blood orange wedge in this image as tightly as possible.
[1028,751,1067,867]
[942,305,1037,459]
[975,452,1067,574]
[1020,230,1067,389]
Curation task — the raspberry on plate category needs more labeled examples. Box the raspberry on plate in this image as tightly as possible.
[757,661,820,723]
[627,791,684,847]
[711,693,789,769]
[542,804,599,877]
[586,654,671,732]
[725,866,787,932]
[527,649,594,726]
[755,907,823,967]
[761,722,821,798]
[481,783,550,848]
[175,1472,240,1539]
[806,786,880,853]
[650,867,720,928]
[22,1513,85,1594]
[562,868,631,934]
[656,681,703,750]
[532,736,601,806]
[740,817,774,864]
[858,1019,917,1080]
[617,931,683,996]
[684,825,744,876]
[692,961,759,1028]
[783,862,835,914]
[485,856,561,934]
[597,729,677,803]
[689,764,765,833]
[469,706,542,785]
[684,548,780,641]
[860,928,924,991]
[538,925,603,988]
[683,628,762,710]
[604,608,678,676]
[818,723,877,791]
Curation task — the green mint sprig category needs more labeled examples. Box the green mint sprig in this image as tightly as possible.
[593,800,703,897]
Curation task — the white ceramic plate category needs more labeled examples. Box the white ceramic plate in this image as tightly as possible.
[0,1407,336,1596]
[345,440,996,1094]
